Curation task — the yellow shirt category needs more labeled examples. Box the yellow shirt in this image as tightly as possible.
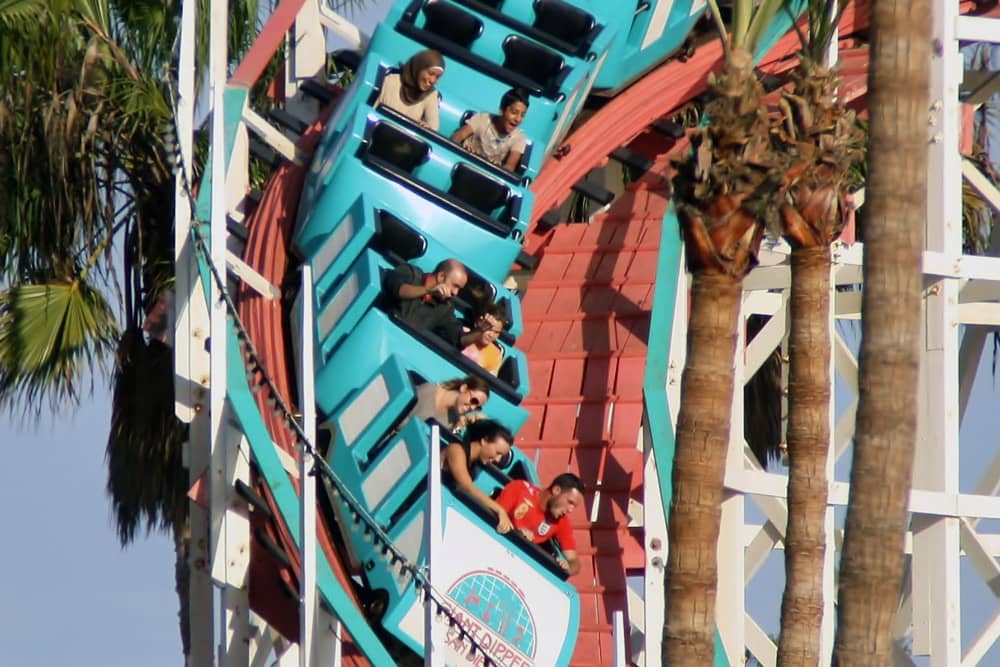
[462,342,504,376]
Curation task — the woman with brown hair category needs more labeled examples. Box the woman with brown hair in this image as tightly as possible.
[407,374,489,431]
[374,49,445,130]
[441,419,515,534]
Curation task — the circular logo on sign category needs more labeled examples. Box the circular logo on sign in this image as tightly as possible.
[448,570,537,659]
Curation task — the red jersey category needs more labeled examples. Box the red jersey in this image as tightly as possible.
[496,480,576,551]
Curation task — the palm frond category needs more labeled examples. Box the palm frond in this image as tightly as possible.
[708,0,799,57]
[105,328,188,544]
[0,279,119,415]
[963,179,997,255]
[0,0,46,27]
[744,313,783,469]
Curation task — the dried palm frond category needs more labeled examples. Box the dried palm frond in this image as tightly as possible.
[672,49,786,276]
[775,60,866,249]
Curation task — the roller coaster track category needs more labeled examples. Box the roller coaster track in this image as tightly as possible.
[236,98,374,666]
[233,3,886,664]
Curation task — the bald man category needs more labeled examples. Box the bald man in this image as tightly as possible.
[382,258,492,349]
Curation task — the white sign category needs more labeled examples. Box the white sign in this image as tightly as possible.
[397,508,575,667]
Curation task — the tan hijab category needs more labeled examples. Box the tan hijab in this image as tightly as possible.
[399,49,445,104]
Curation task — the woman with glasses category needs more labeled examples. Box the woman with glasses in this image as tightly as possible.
[407,374,490,432]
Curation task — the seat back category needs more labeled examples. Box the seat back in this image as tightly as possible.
[374,210,428,263]
[533,0,596,51]
[367,122,430,173]
[502,36,565,91]
[448,163,510,215]
[423,1,483,49]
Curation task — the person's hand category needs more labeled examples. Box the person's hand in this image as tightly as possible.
[556,557,570,571]
[478,314,499,331]
[454,413,484,431]
[496,509,513,534]
[427,282,451,300]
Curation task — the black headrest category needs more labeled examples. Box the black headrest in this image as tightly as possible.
[533,0,596,50]
[375,210,427,261]
[449,163,510,214]
[502,36,564,89]
[367,122,430,173]
[423,1,483,49]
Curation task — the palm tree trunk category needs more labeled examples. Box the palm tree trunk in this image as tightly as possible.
[833,0,930,662]
[664,272,742,664]
[777,245,831,666]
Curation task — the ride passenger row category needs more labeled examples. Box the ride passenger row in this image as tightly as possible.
[373,50,531,173]
[427,409,586,575]
[393,375,586,575]
[382,256,509,375]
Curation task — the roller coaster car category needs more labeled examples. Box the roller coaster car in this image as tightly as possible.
[295,191,526,333]
[435,0,601,59]
[359,119,527,237]
[318,356,579,665]
[362,64,536,183]
[368,93,535,185]
[310,249,529,425]
[299,118,530,281]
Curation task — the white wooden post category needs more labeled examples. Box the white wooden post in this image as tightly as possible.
[175,0,214,664]
[911,1,963,663]
[208,0,251,663]
[425,424,444,667]
[300,263,318,667]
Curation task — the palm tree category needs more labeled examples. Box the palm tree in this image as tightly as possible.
[772,3,865,665]
[664,1,796,662]
[833,0,930,662]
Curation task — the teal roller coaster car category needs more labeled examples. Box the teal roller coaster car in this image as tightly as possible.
[292,1,725,663]
[319,354,578,666]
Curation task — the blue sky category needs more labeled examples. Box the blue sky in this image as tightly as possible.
[0,393,181,666]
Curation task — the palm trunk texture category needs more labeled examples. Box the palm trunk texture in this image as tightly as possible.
[777,245,831,666]
[663,273,742,664]
[833,0,930,662]
[665,50,773,663]
[774,58,863,666]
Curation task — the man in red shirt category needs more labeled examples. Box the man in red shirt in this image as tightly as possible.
[496,473,586,574]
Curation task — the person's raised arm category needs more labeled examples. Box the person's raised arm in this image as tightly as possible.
[396,282,432,300]
[422,94,440,131]
[443,443,512,533]
[451,123,474,145]
[457,312,498,348]
[502,150,523,172]
[557,549,580,575]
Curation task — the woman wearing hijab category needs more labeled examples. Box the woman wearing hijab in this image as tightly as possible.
[374,49,445,130]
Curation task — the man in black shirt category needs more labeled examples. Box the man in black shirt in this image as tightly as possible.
[383,258,495,349]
